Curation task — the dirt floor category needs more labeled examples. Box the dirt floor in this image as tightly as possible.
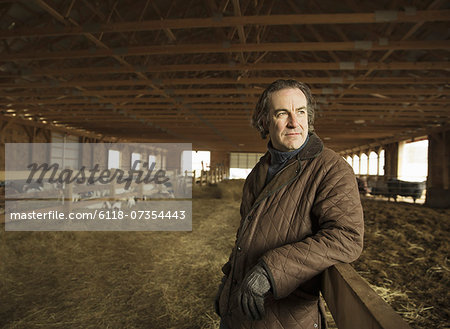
[0,180,449,328]
[353,196,449,328]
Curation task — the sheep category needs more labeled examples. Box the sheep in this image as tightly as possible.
[103,201,122,210]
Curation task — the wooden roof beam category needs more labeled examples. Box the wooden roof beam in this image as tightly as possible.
[0,113,120,142]
[128,0,151,44]
[351,0,448,89]
[1,87,447,97]
[3,76,448,89]
[2,96,448,105]
[151,1,177,42]
[231,0,247,66]
[26,115,449,126]
[7,103,447,114]
[286,0,341,66]
[5,61,447,77]
[1,40,447,61]
[2,10,449,39]
[6,101,447,114]
[32,0,196,143]
[18,106,448,120]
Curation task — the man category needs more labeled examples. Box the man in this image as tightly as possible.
[215,79,364,329]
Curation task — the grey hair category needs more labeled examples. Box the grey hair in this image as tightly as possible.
[251,79,316,139]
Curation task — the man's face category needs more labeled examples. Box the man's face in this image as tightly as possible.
[267,88,309,152]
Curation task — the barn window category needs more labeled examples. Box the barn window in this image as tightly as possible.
[131,152,141,169]
[398,139,428,182]
[50,132,80,169]
[230,152,265,179]
[181,150,193,174]
[181,151,210,177]
[346,156,352,167]
[108,150,120,169]
[352,155,360,175]
[148,155,156,169]
[368,151,378,175]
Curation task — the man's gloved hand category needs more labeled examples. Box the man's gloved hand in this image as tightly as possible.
[214,275,227,316]
[238,264,271,321]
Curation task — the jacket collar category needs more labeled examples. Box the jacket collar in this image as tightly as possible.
[267,134,309,165]
[261,132,323,165]
[249,132,323,207]
[295,132,323,160]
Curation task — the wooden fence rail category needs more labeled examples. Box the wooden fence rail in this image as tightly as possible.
[188,166,227,186]
[322,263,412,329]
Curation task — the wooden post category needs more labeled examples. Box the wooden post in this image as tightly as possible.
[64,182,73,212]
[109,182,116,201]
[376,149,380,176]
[367,151,370,176]
[443,130,448,190]
[172,170,179,197]
[426,130,450,207]
[358,151,362,176]
[138,180,144,200]
[384,142,399,179]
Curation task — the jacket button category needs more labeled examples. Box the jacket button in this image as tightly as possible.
[237,246,242,251]
[247,215,252,221]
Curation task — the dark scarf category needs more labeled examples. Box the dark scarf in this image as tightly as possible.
[265,134,310,185]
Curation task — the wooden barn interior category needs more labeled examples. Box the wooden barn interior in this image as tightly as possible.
[0,1,449,329]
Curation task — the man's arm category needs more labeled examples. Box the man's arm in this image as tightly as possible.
[260,157,364,299]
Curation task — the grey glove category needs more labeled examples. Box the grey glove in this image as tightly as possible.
[214,275,227,317]
[238,264,271,321]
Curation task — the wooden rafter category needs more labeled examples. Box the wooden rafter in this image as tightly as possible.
[1,10,449,39]
[1,40,448,61]
[2,76,448,89]
[0,0,447,152]
[4,61,448,77]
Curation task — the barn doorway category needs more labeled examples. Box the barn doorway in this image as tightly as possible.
[181,150,210,178]
[398,139,428,182]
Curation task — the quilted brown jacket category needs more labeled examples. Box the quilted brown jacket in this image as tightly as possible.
[218,133,364,329]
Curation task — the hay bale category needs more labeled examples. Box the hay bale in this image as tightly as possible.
[192,184,222,199]
[216,179,245,201]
